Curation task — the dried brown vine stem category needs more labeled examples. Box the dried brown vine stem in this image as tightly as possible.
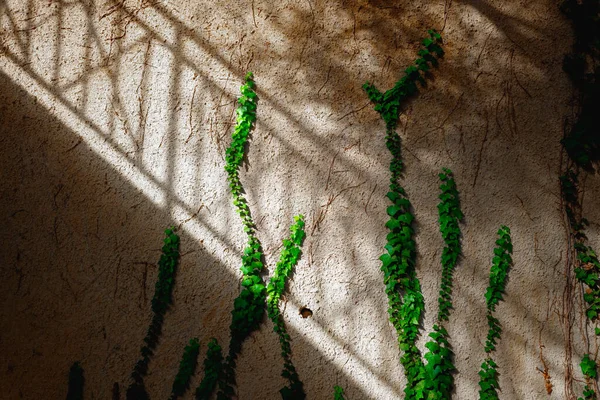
[558,149,577,399]
[133,38,151,154]
[251,0,258,28]
[176,205,204,230]
[440,0,452,32]
[310,181,366,235]
[317,66,332,96]
[336,101,370,121]
[185,79,199,144]
[537,364,553,395]
[364,184,377,215]
[472,109,489,188]
[412,93,463,144]
[325,152,339,191]
[538,325,553,394]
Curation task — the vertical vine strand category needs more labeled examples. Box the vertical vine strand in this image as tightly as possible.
[267,215,307,399]
[560,0,600,396]
[217,72,267,400]
[422,168,463,399]
[126,227,181,400]
[195,338,224,400]
[363,29,444,399]
[478,226,513,400]
[562,171,600,397]
[333,386,346,400]
[580,354,598,400]
[169,338,200,400]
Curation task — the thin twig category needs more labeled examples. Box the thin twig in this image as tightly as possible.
[325,152,339,191]
[185,80,199,144]
[413,93,463,144]
[472,110,489,188]
[364,184,377,215]
[337,102,371,121]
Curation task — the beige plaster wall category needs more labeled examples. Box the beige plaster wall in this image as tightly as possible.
[0,0,596,399]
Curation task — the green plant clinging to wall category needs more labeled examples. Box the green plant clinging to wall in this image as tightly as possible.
[422,168,463,399]
[579,354,598,400]
[561,172,600,322]
[66,361,84,400]
[216,71,266,399]
[195,338,224,400]
[560,1,600,397]
[170,338,200,400]
[560,0,600,325]
[364,30,444,130]
[127,227,180,400]
[266,215,307,400]
[363,29,444,399]
[478,226,513,400]
[215,72,307,399]
[333,386,346,400]
[562,171,600,398]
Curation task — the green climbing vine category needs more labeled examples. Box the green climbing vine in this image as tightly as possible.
[66,362,84,400]
[52,26,569,400]
[478,226,513,400]
[126,227,181,400]
[266,215,307,400]
[211,72,307,400]
[580,354,598,400]
[562,171,600,398]
[422,168,463,399]
[214,71,266,400]
[363,30,444,130]
[333,386,346,400]
[560,0,600,322]
[560,0,600,397]
[363,29,444,399]
[170,338,200,400]
[195,338,224,400]
[562,172,600,321]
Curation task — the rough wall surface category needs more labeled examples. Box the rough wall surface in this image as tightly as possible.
[0,0,596,399]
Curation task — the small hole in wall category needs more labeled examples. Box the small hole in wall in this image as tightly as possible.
[299,306,313,318]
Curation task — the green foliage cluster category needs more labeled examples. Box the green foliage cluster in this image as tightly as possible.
[216,71,267,399]
[434,169,463,323]
[214,72,307,399]
[363,29,443,130]
[127,227,181,400]
[579,354,598,400]
[195,339,224,400]
[170,338,201,400]
[562,172,600,322]
[363,30,444,399]
[478,226,513,400]
[575,245,600,321]
[66,362,84,400]
[560,0,600,168]
[267,216,307,400]
[334,386,346,400]
[561,172,600,398]
[560,6,600,392]
[421,168,463,399]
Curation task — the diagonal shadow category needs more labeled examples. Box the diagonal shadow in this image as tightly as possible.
[0,65,402,399]
[0,0,584,398]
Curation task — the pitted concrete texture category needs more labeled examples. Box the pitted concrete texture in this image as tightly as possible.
[0,0,596,399]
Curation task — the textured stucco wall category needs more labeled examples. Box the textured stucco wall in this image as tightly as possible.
[0,0,597,399]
